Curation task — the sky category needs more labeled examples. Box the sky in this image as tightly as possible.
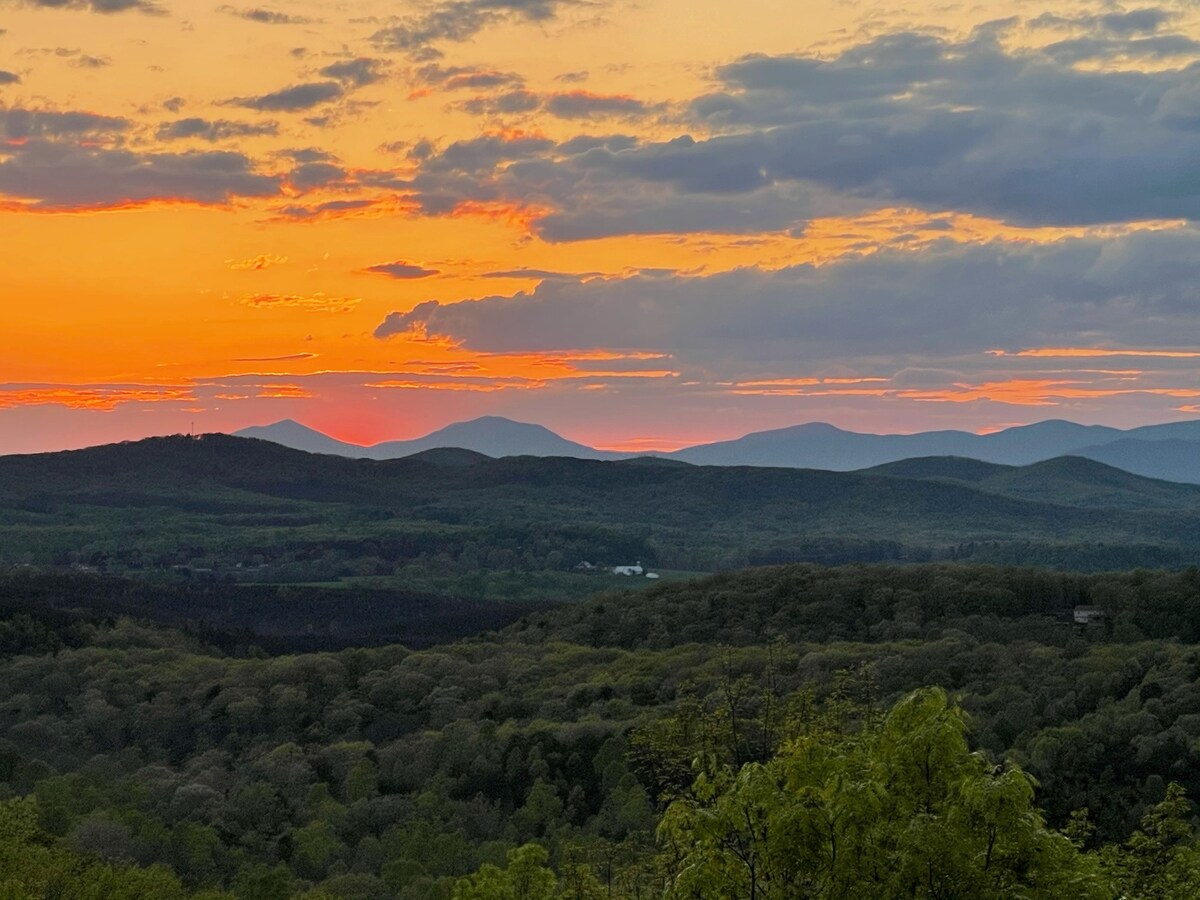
[5,0,1200,453]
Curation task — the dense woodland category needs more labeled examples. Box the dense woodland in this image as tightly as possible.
[10,439,1200,895]
[5,563,1200,896]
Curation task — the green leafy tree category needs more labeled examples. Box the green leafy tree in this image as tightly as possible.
[659,688,1107,899]
[1101,782,1200,898]
[452,844,557,900]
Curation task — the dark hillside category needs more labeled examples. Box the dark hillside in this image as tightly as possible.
[5,435,1200,581]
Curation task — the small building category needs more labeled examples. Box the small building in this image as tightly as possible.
[1074,606,1105,626]
[575,561,596,571]
[613,562,644,576]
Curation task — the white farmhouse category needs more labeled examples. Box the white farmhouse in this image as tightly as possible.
[613,562,644,576]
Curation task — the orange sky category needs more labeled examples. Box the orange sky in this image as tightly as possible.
[4,0,1200,453]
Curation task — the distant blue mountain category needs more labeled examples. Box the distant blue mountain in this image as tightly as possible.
[1073,438,1200,485]
[668,419,1125,469]
[235,416,622,461]
[233,416,1200,483]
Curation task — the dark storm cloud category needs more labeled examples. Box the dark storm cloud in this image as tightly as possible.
[0,71,19,85]
[374,227,1200,368]
[156,117,279,141]
[400,27,1200,240]
[233,81,343,112]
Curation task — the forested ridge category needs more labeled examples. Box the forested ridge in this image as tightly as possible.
[5,564,1200,896]
[8,435,1200,593]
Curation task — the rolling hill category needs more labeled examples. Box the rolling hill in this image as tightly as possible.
[4,434,1200,582]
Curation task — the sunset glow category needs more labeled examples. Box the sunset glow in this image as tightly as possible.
[6,0,1200,453]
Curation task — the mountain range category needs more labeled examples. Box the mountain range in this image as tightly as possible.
[233,416,1200,483]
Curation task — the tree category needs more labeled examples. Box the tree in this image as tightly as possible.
[1101,782,1200,899]
[453,843,557,900]
[658,688,1108,899]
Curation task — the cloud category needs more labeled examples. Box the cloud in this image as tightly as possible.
[401,27,1200,240]
[232,81,343,112]
[460,90,541,115]
[221,6,311,24]
[156,117,279,141]
[415,63,523,91]
[272,198,378,220]
[0,106,127,138]
[371,0,580,57]
[1029,8,1174,36]
[0,140,280,210]
[240,293,360,313]
[3,0,158,13]
[0,72,19,85]
[0,384,191,411]
[373,227,1200,377]
[456,89,653,119]
[320,58,385,87]
[233,352,318,361]
[365,260,441,279]
[543,90,651,119]
[287,161,346,191]
[227,253,287,270]
[0,106,279,210]
[1041,34,1200,64]
[69,54,110,68]
[482,267,603,280]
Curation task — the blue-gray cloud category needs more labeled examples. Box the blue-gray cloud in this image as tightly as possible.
[374,227,1200,371]
[287,161,346,190]
[1029,8,1174,36]
[543,91,651,118]
[0,106,127,138]
[0,142,280,209]
[365,260,441,279]
[233,81,343,112]
[156,117,279,141]
[401,26,1200,240]
[415,63,524,90]
[320,58,385,87]
[0,105,280,209]
[372,0,580,57]
[220,6,311,24]
[4,0,158,12]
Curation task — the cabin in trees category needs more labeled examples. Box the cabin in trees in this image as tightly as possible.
[1073,606,1106,626]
